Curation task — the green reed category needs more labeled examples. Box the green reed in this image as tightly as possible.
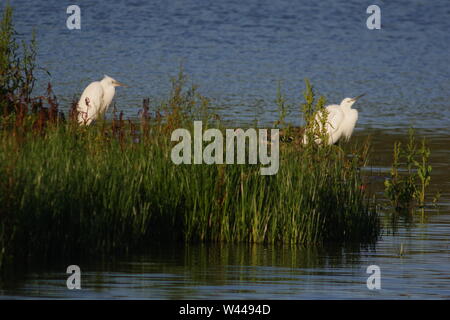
[384,128,435,214]
[0,76,381,271]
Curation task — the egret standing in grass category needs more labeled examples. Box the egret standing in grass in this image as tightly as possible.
[77,75,127,125]
[303,94,365,145]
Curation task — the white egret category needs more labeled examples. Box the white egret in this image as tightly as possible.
[77,75,127,125]
[303,94,365,145]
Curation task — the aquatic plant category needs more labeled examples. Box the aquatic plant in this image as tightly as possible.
[414,137,432,211]
[384,128,434,214]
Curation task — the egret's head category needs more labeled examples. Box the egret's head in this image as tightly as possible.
[103,75,128,87]
[340,94,365,108]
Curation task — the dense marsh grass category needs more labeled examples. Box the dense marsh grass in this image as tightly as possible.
[0,3,380,271]
[0,126,379,263]
[0,75,381,271]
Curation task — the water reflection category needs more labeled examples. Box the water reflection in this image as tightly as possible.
[0,242,375,299]
[1,217,449,299]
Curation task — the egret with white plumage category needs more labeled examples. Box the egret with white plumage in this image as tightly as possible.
[303,94,365,145]
[77,75,127,125]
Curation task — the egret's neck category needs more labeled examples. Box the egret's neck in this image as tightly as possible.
[100,81,115,110]
[100,78,110,87]
[341,104,352,112]
[101,81,115,96]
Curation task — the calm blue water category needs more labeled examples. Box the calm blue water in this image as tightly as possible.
[2,1,450,299]
[8,0,450,130]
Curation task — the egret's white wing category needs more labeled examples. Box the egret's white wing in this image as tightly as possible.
[341,109,358,140]
[312,105,344,144]
[77,81,104,125]
[323,105,344,133]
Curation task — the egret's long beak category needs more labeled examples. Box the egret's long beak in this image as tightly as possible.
[351,93,366,102]
[114,81,128,87]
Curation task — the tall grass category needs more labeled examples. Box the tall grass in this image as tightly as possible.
[0,82,380,271]
[0,4,37,116]
[0,4,380,272]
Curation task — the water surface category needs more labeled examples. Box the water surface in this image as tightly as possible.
[7,0,450,131]
[1,214,449,299]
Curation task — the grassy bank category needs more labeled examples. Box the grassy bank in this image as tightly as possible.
[0,4,396,271]
[0,79,381,271]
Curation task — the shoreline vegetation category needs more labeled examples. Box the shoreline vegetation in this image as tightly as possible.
[0,5,435,272]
